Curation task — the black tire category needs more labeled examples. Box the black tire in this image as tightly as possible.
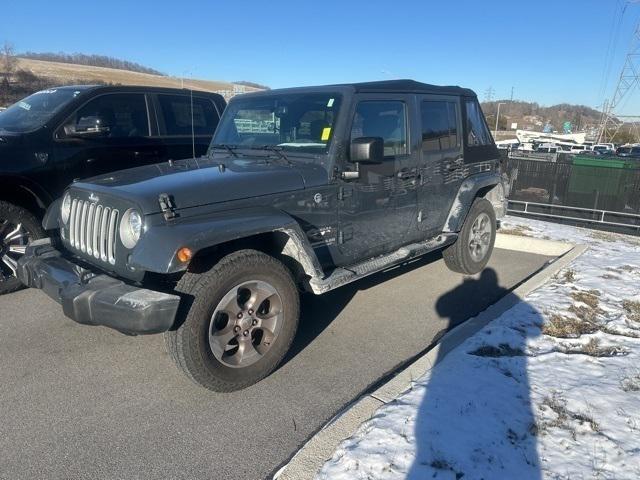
[164,249,300,392]
[442,197,496,275]
[0,201,45,295]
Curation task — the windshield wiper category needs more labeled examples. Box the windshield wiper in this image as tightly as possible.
[210,144,239,157]
[252,145,294,166]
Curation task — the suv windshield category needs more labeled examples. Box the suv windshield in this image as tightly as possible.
[211,92,342,157]
[0,88,81,132]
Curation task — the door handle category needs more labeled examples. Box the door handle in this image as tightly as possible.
[86,158,96,164]
[397,169,417,179]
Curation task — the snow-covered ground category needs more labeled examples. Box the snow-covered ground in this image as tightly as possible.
[317,217,640,480]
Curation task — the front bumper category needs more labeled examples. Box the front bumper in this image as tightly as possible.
[17,239,180,335]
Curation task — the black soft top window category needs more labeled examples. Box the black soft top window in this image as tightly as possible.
[463,97,498,163]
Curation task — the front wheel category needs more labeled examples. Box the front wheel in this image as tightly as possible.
[0,201,45,295]
[442,197,496,275]
[164,249,300,392]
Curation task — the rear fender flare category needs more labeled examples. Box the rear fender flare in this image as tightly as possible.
[443,172,503,233]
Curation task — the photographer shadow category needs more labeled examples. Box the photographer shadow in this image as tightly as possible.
[406,268,542,479]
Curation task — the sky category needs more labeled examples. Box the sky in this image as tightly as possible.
[4,0,640,112]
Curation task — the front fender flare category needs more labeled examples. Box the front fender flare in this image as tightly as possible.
[129,207,324,281]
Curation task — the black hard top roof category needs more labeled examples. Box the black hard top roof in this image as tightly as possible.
[239,79,477,98]
[345,79,476,96]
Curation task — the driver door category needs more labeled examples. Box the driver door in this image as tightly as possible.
[337,95,419,262]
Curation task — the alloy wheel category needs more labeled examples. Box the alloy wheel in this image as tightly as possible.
[468,212,492,262]
[209,280,284,368]
[0,220,29,284]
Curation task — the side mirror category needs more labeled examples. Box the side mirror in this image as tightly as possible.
[64,115,111,139]
[66,127,109,139]
[350,137,383,164]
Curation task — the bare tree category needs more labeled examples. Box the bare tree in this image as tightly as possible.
[1,42,18,78]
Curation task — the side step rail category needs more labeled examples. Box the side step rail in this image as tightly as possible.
[309,233,458,294]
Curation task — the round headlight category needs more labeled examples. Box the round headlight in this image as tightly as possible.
[120,209,143,249]
[61,193,71,224]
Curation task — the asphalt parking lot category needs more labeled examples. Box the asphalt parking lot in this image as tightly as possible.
[0,248,553,480]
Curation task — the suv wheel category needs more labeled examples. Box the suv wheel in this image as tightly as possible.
[442,197,496,275]
[0,201,44,295]
[165,249,300,391]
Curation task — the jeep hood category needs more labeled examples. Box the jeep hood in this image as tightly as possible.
[73,156,307,214]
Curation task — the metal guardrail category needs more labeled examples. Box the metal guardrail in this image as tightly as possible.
[504,156,640,235]
[508,200,640,232]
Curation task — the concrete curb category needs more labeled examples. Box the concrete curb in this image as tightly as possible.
[275,238,588,480]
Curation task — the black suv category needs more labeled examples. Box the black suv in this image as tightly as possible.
[0,85,225,293]
[18,80,507,391]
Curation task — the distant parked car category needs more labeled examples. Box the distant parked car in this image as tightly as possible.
[0,85,226,294]
[593,144,613,154]
[616,145,640,157]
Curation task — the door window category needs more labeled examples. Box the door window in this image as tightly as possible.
[351,101,407,156]
[62,94,149,138]
[157,95,218,136]
[421,101,459,152]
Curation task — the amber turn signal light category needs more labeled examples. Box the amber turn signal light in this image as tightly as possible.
[177,247,193,263]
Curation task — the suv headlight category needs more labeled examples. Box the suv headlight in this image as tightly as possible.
[61,193,71,224]
[120,209,143,248]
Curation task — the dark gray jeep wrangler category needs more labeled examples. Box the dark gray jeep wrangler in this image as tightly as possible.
[18,80,507,391]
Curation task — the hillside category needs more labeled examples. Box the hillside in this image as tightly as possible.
[19,52,165,76]
[0,57,263,107]
[15,58,253,94]
[480,100,603,134]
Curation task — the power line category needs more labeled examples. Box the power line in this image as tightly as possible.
[598,3,640,143]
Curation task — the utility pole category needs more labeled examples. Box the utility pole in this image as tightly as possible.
[495,102,506,139]
[484,86,495,103]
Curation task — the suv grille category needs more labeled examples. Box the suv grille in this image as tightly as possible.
[68,198,119,265]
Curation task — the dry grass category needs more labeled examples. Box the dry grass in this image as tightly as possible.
[543,314,598,339]
[563,338,628,357]
[499,225,533,237]
[560,269,576,283]
[622,300,640,323]
[539,394,600,437]
[619,265,637,273]
[571,290,601,310]
[621,373,640,392]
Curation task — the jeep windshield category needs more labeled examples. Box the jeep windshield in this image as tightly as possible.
[210,92,342,158]
[0,88,81,133]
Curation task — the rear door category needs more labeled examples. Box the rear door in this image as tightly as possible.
[53,92,162,183]
[416,95,464,234]
[153,93,221,160]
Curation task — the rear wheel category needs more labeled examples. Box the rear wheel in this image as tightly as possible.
[164,249,299,392]
[0,201,44,295]
[442,197,496,275]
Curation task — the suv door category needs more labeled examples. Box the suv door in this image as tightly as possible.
[53,93,161,183]
[416,95,464,234]
[153,93,221,160]
[337,95,419,261]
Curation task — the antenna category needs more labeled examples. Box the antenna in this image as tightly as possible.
[190,88,195,158]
